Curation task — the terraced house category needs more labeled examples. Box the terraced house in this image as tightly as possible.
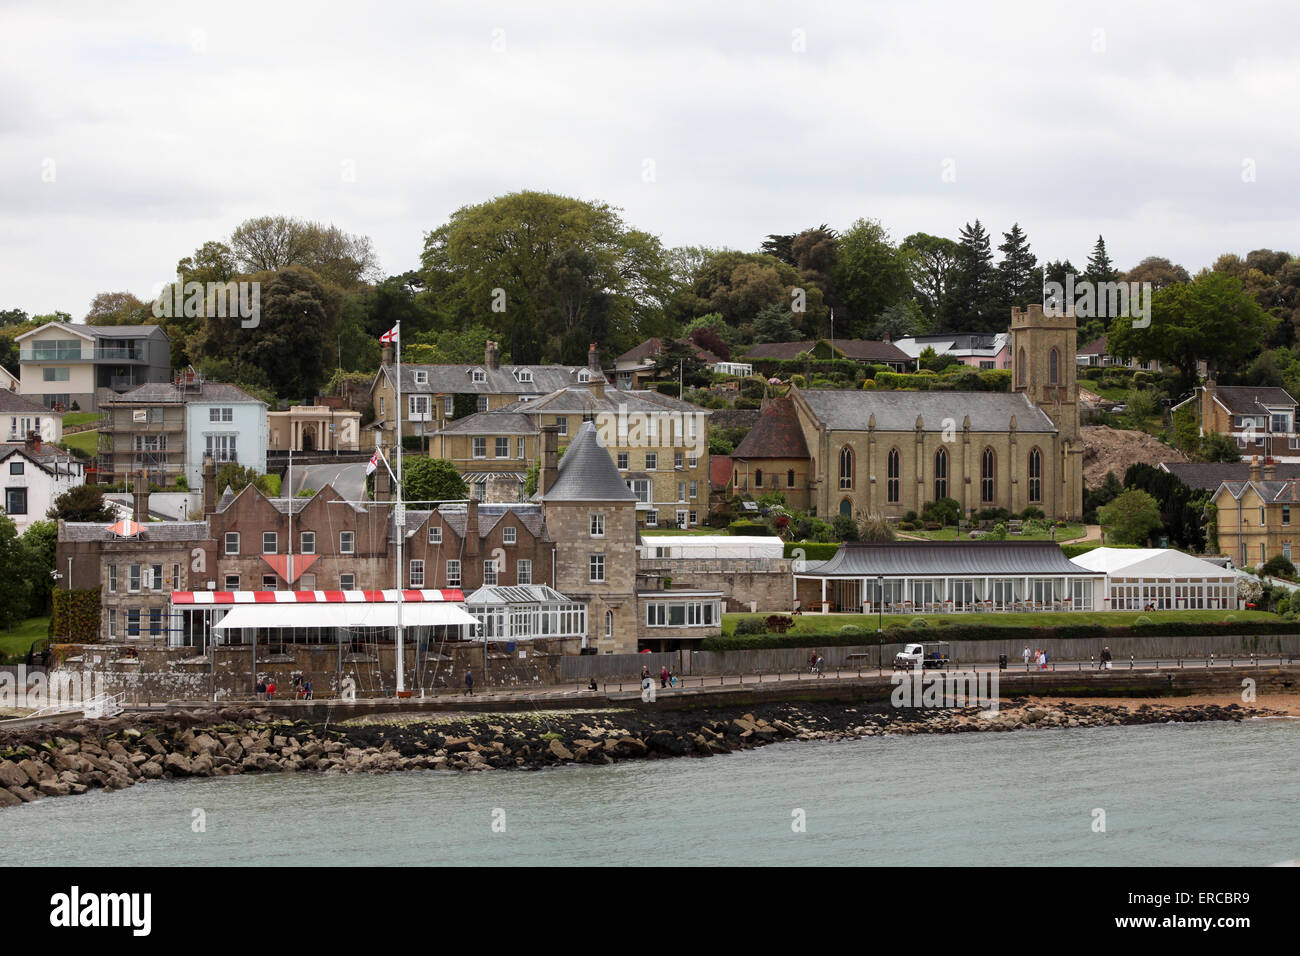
[431,375,710,528]
[1211,457,1300,568]
[368,340,606,452]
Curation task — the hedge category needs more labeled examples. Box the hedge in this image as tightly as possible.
[783,541,840,560]
[728,520,770,536]
[52,587,102,643]
[701,619,1298,651]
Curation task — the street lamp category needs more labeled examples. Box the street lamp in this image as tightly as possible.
[877,574,884,674]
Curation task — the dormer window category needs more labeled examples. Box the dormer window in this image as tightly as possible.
[515,369,533,383]
[578,369,591,383]
[414,370,428,385]
[471,368,486,383]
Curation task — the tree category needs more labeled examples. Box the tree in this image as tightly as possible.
[872,298,928,340]
[421,191,673,364]
[901,233,962,322]
[228,216,380,289]
[190,266,342,400]
[1084,235,1118,285]
[947,220,1000,331]
[215,463,277,496]
[21,520,57,617]
[1107,271,1274,396]
[1122,256,1190,292]
[0,308,30,326]
[47,484,116,522]
[1123,464,1205,552]
[687,326,730,361]
[832,219,910,337]
[0,514,32,630]
[177,241,237,285]
[997,223,1038,308]
[1197,431,1242,463]
[1098,488,1163,546]
[85,291,150,326]
[752,304,802,343]
[403,457,468,504]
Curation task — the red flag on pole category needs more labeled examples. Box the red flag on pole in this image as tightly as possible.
[379,325,398,343]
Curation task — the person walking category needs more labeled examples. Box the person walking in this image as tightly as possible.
[464,669,474,696]
[816,655,825,678]
[1100,646,1112,671]
[305,678,313,700]
[255,677,265,701]
[660,665,669,689]
[266,677,276,700]
[1021,645,1032,668]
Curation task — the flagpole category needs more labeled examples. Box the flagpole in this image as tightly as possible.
[394,321,405,694]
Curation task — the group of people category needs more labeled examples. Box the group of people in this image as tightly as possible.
[253,675,313,700]
[807,653,826,676]
[641,665,679,688]
[1021,646,1050,670]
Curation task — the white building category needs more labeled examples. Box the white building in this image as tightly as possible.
[183,384,268,491]
[638,534,785,560]
[1068,548,1241,611]
[1,389,62,444]
[1,438,85,534]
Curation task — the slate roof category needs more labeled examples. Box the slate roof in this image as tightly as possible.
[799,541,1094,577]
[17,322,167,342]
[0,443,81,474]
[0,390,49,414]
[796,388,1056,432]
[423,504,547,540]
[1210,386,1298,414]
[616,337,724,366]
[826,339,911,364]
[498,386,703,417]
[1217,479,1300,503]
[1159,461,1300,492]
[377,363,598,395]
[534,420,636,502]
[106,381,265,405]
[435,412,537,435]
[732,397,810,460]
[1078,335,1109,356]
[60,520,210,542]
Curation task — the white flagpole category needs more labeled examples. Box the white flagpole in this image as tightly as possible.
[394,322,405,693]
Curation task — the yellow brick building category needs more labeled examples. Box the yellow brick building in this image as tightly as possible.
[1212,458,1300,567]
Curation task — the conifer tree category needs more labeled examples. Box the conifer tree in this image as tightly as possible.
[997,223,1038,308]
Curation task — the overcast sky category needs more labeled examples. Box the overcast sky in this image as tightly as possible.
[2,0,1297,319]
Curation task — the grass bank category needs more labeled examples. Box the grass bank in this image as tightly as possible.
[0,617,51,661]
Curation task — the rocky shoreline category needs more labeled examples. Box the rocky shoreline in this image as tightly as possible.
[0,699,1281,808]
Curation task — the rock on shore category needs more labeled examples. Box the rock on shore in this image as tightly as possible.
[0,699,1276,809]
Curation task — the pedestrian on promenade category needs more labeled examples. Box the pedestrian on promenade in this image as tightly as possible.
[464,669,474,696]
[641,665,649,681]
[1100,646,1112,671]
[255,678,265,701]
[267,678,276,699]
[1022,645,1031,667]
[816,656,825,678]
[587,677,598,691]
[660,666,669,688]
[305,678,313,699]
[669,668,678,688]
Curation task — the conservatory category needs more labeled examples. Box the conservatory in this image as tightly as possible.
[1068,548,1241,610]
[793,541,1104,613]
[464,585,589,645]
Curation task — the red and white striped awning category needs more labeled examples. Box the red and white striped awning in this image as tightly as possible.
[172,589,465,605]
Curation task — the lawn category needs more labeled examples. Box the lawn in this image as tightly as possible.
[0,617,51,661]
[721,608,1279,636]
[60,429,98,456]
[641,527,719,536]
[62,412,101,428]
[902,522,1088,543]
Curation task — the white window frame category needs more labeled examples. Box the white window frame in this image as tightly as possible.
[517,559,532,585]
[224,532,239,555]
[590,513,605,537]
[429,525,442,544]
[410,559,425,588]
[483,559,498,586]
[263,531,277,554]
[503,526,517,545]
[589,553,605,583]
[340,531,355,554]
[446,560,461,587]
[300,531,315,554]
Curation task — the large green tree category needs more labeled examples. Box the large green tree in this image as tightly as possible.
[21,520,57,617]
[901,232,962,323]
[420,191,673,364]
[997,223,1038,308]
[0,514,32,630]
[947,220,1000,331]
[1107,271,1274,395]
[229,216,379,290]
[831,219,910,338]
[402,457,468,505]
[1098,488,1163,546]
[47,484,116,522]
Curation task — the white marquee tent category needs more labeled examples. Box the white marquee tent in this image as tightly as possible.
[1068,548,1240,610]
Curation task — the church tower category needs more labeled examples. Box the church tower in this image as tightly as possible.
[1010,304,1082,519]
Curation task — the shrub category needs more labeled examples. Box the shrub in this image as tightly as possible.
[1261,554,1296,579]
[832,514,860,541]
[1134,615,1152,626]
[734,618,767,635]
[728,520,769,536]
[1020,506,1045,521]
[784,541,839,561]
[764,615,794,633]
[908,618,929,628]
[922,498,961,526]
[839,624,864,636]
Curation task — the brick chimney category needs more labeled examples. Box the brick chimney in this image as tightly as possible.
[587,343,606,399]
[1249,455,1262,483]
[134,470,148,523]
[202,453,217,515]
[485,340,501,371]
[25,430,41,455]
[465,498,480,558]
[382,342,393,365]
[539,424,560,497]
[1263,459,1277,481]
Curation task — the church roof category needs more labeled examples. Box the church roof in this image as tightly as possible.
[795,388,1057,433]
[732,397,810,460]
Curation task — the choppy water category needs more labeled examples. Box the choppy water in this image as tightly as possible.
[6,719,1297,866]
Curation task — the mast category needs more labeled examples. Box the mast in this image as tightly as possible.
[394,322,405,693]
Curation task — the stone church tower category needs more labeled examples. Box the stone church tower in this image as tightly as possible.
[1010,304,1084,519]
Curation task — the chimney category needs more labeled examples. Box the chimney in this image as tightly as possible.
[373,457,391,502]
[485,340,500,371]
[25,430,41,455]
[202,453,217,515]
[1249,455,1261,483]
[881,331,891,343]
[134,470,148,523]
[1263,459,1277,481]
[588,342,602,375]
[382,342,393,365]
[465,498,480,558]
[539,424,560,497]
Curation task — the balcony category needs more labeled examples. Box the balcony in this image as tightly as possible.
[19,346,145,363]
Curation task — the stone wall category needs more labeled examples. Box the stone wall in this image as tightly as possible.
[644,558,793,611]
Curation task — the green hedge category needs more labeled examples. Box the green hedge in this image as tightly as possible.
[52,587,102,643]
[783,541,840,560]
[728,520,769,536]
[701,620,1297,651]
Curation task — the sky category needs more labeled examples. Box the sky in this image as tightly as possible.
[2,0,1297,319]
